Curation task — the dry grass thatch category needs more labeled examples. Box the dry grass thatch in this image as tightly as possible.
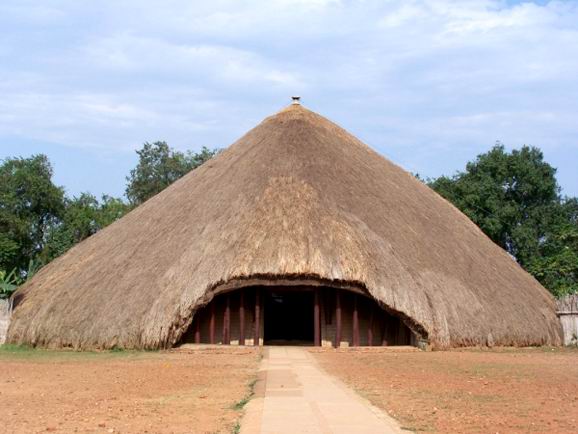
[7,104,562,349]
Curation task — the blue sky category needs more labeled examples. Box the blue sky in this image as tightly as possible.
[1,0,577,199]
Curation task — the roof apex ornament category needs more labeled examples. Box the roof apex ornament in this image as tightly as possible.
[291,96,301,105]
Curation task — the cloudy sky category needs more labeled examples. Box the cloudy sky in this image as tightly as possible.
[1,0,577,198]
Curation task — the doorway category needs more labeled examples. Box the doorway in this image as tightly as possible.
[264,290,314,345]
[178,286,416,347]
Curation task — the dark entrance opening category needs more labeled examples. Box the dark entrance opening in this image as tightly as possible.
[264,290,314,345]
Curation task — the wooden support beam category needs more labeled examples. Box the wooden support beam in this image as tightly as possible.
[314,288,321,347]
[380,313,388,346]
[368,304,374,347]
[352,294,359,347]
[254,289,261,346]
[335,289,342,348]
[194,314,201,344]
[398,320,408,345]
[391,317,400,346]
[223,294,230,345]
[323,289,332,325]
[239,289,245,346]
[209,301,216,344]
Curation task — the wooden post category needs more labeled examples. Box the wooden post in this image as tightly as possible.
[239,289,245,346]
[209,300,216,344]
[381,314,388,346]
[314,288,321,346]
[391,317,400,346]
[194,315,201,344]
[368,304,374,347]
[352,294,359,347]
[335,290,341,348]
[398,320,408,345]
[323,289,332,325]
[223,294,230,345]
[254,289,261,346]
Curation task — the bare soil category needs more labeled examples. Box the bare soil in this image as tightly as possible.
[312,346,578,433]
[0,346,261,434]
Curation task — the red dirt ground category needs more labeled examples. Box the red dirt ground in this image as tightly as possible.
[0,346,261,434]
[312,347,578,433]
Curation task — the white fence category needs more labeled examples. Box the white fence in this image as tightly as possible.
[557,294,578,346]
[0,298,12,345]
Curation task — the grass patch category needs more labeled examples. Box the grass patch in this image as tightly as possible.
[232,378,258,410]
[0,343,34,353]
[0,343,153,361]
[231,378,258,434]
[232,395,251,411]
[231,421,241,434]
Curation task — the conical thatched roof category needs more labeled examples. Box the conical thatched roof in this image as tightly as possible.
[7,104,562,349]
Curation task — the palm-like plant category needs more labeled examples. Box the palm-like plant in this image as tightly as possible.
[0,259,40,299]
[0,269,19,299]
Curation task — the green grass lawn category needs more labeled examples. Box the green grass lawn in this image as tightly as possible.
[0,343,156,361]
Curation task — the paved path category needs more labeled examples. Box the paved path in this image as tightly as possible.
[240,347,409,434]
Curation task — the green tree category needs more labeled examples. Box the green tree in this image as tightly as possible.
[429,144,577,295]
[125,142,219,206]
[1,154,128,297]
[42,193,129,262]
[0,155,65,274]
[430,144,559,265]
[0,259,40,299]
[0,269,19,299]
[527,199,578,296]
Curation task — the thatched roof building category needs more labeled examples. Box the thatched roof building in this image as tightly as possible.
[7,103,562,349]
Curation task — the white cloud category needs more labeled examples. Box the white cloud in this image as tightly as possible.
[83,34,303,88]
[0,0,577,195]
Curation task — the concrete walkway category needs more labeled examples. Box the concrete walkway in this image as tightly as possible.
[240,347,409,434]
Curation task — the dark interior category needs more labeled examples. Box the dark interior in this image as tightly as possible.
[264,290,314,344]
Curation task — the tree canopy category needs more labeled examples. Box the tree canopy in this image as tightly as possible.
[41,193,129,263]
[429,144,577,296]
[0,141,218,298]
[0,155,64,274]
[527,199,578,296]
[125,142,219,206]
